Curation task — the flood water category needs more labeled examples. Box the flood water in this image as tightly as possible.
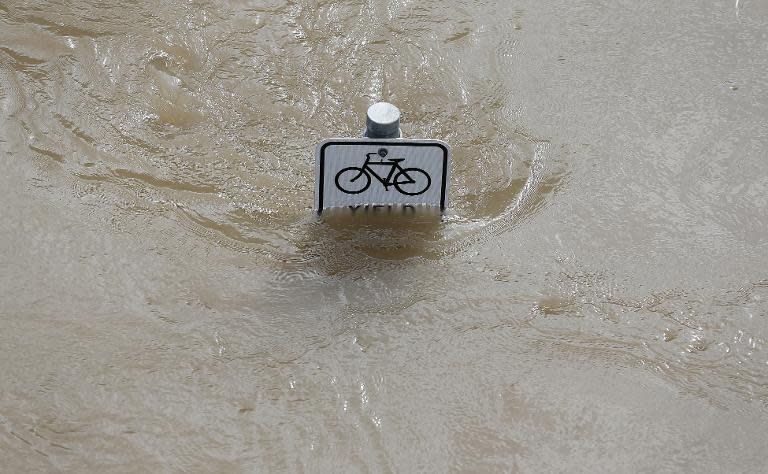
[1,0,767,471]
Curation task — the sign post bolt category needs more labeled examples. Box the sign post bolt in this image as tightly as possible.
[364,102,402,139]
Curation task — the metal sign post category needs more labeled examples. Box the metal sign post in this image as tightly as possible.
[364,102,402,139]
[315,103,451,213]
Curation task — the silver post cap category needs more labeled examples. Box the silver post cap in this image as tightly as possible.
[365,102,401,138]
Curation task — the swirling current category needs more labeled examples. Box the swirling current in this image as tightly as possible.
[1,0,767,472]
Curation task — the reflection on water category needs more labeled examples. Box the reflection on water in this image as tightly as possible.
[317,206,444,258]
[1,0,768,471]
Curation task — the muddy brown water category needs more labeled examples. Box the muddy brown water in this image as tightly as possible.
[1,0,767,472]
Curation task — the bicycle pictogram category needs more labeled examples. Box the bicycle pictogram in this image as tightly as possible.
[334,148,431,196]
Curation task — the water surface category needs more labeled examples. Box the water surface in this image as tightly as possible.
[1,0,767,471]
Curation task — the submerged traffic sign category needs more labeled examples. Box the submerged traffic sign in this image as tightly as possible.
[315,139,451,212]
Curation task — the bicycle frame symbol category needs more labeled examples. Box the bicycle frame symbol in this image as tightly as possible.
[335,148,431,196]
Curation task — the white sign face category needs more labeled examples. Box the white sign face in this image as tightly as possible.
[315,139,451,212]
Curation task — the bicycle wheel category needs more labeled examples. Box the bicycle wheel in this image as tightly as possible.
[335,167,371,194]
[393,168,431,196]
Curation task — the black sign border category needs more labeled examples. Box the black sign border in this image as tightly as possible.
[318,140,449,213]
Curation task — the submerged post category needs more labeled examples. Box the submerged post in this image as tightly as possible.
[364,102,401,139]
